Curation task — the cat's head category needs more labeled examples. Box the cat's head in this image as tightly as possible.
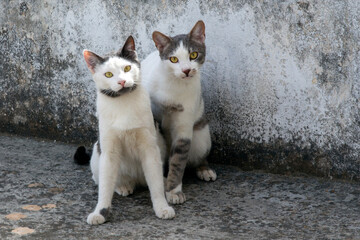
[152,20,206,79]
[83,36,140,97]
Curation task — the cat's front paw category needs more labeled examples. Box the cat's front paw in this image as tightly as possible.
[196,167,217,181]
[155,206,176,219]
[87,212,106,225]
[166,191,186,204]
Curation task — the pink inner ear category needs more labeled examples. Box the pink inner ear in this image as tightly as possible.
[153,31,170,52]
[83,50,96,73]
[190,21,206,44]
[125,36,135,52]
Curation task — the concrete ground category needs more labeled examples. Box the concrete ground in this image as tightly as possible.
[0,133,359,240]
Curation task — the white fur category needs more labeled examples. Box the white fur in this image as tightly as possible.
[142,42,215,203]
[142,44,210,166]
[86,56,175,225]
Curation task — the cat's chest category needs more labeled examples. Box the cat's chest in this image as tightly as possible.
[158,78,200,105]
[97,95,152,131]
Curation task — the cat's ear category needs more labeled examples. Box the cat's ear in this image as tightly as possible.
[189,20,206,44]
[152,31,171,53]
[83,50,104,74]
[119,36,138,61]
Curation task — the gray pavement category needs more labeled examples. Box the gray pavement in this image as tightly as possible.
[0,133,359,240]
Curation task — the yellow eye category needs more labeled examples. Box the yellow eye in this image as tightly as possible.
[169,56,178,63]
[190,52,198,60]
[105,72,113,78]
[124,65,131,72]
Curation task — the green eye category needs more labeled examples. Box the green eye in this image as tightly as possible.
[190,52,198,60]
[169,56,178,63]
[124,65,131,72]
[105,72,113,78]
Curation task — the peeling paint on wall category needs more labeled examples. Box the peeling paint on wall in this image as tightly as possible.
[1,0,360,180]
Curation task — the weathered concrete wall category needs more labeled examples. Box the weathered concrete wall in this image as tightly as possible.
[1,0,360,180]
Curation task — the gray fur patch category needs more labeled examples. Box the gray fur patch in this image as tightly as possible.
[171,138,191,156]
[164,103,184,113]
[193,115,208,130]
[96,141,101,154]
[159,34,206,64]
[100,208,111,221]
[166,138,191,191]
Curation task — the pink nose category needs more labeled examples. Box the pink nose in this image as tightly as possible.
[118,80,126,87]
[182,69,191,76]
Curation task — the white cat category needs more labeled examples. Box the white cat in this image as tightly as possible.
[80,36,175,225]
[142,21,217,205]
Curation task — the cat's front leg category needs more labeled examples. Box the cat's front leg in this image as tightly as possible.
[166,137,191,204]
[87,151,120,225]
[137,129,175,219]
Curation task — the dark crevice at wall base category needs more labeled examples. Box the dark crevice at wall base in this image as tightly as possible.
[0,123,97,147]
[209,135,360,182]
[2,124,359,182]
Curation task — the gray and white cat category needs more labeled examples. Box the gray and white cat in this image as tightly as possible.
[142,21,217,205]
[81,36,175,224]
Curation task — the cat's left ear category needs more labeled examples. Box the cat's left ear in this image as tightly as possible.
[83,50,104,74]
[189,20,206,44]
[118,36,138,61]
[152,31,171,53]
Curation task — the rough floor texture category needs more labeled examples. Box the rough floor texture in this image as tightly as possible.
[1,133,359,239]
[1,1,360,180]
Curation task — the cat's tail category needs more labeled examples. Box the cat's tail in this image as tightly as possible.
[73,146,91,165]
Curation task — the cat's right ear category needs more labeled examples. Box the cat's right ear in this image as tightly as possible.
[83,50,104,74]
[152,31,171,53]
[118,36,138,61]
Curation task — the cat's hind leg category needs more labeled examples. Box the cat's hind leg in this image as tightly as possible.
[87,138,121,225]
[190,124,217,181]
[90,141,101,185]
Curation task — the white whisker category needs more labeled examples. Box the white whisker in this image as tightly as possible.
[199,70,216,81]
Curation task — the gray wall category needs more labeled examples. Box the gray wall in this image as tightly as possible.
[1,0,360,180]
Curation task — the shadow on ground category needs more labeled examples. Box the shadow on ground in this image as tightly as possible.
[0,133,359,239]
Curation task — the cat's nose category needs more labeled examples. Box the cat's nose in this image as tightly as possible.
[182,69,191,77]
[118,80,126,87]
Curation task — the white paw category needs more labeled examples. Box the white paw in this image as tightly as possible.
[87,212,105,225]
[155,206,176,219]
[197,168,217,181]
[115,185,134,196]
[166,191,186,204]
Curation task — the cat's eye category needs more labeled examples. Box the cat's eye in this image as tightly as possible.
[169,56,178,63]
[105,72,113,78]
[124,65,131,72]
[190,52,198,60]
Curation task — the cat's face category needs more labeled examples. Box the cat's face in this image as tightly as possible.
[153,21,206,80]
[83,36,140,97]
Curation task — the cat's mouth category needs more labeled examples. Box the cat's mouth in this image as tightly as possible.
[100,84,138,98]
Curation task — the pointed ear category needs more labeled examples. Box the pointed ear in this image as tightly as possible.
[152,31,171,53]
[189,20,205,44]
[83,50,104,74]
[122,35,135,52]
[118,36,138,61]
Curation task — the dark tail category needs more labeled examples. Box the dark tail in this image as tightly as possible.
[74,146,91,165]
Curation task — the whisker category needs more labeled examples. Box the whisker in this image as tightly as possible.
[199,70,216,81]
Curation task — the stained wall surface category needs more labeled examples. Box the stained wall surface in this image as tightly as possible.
[1,1,359,179]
